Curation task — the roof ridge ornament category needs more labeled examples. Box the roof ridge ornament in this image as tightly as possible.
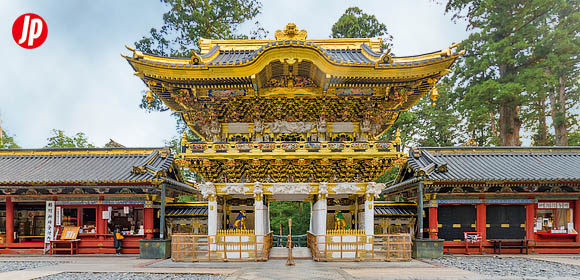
[275,23,307,41]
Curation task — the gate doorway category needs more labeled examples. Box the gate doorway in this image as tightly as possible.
[270,201,310,247]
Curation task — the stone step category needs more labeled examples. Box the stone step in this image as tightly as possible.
[269,247,312,260]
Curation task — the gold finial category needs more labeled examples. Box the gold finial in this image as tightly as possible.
[181,131,188,147]
[275,23,307,41]
[394,128,401,146]
[145,91,154,107]
[191,51,202,65]
[429,87,440,107]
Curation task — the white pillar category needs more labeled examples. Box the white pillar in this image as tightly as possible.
[254,199,265,235]
[364,182,382,236]
[313,198,327,235]
[264,202,270,234]
[364,195,374,235]
[208,196,218,236]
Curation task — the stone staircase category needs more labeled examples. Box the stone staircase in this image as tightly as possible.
[269,247,312,260]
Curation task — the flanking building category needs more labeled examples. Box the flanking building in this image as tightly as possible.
[0,147,192,254]
[385,146,580,254]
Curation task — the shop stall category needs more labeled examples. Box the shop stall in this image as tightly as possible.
[385,146,580,254]
[0,147,191,254]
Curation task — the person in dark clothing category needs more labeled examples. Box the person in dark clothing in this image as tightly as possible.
[113,225,124,255]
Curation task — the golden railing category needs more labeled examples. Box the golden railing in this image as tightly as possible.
[181,140,397,154]
[307,232,411,261]
[171,232,273,262]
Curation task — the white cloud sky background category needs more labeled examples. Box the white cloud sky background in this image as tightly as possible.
[0,0,469,148]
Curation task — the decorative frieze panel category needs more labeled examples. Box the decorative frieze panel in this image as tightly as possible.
[222,183,250,195]
[333,183,360,194]
[270,183,312,194]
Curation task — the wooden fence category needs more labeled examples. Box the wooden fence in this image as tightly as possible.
[307,232,412,261]
[171,232,272,262]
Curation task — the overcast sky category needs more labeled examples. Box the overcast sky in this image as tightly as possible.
[0,1,469,148]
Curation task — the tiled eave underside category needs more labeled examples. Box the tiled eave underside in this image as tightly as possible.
[126,42,458,70]
[424,180,580,185]
[0,180,162,186]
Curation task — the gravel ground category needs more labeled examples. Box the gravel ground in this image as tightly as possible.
[0,261,62,273]
[431,256,580,278]
[35,272,227,280]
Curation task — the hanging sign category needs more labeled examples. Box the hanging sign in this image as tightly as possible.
[55,206,61,226]
[44,201,55,252]
[538,202,570,209]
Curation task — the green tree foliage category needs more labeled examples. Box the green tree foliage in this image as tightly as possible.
[414,78,462,146]
[443,0,579,146]
[134,0,268,133]
[0,129,20,149]
[530,0,580,145]
[44,129,95,148]
[269,201,310,235]
[135,0,267,57]
[331,7,393,51]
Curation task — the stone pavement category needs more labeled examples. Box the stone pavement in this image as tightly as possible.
[1,254,580,280]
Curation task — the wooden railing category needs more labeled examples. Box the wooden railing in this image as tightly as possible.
[171,232,273,262]
[307,232,412,261]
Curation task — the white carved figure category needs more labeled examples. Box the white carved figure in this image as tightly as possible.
[317,115,327,141]
[334,182,360,194]
[253,181,263,197]
[271,183,312,194]
[209,118,221,142]
[366,182,384,198]
[318,182,328,196]
[266,120,315,134]
[254,119,264,142]
[222,183,249,194]
[198,182,216,198]
[360,115,372,141]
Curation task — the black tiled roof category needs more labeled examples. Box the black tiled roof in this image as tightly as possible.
[0,148,175,185]
[166,204,208,216]
[406,147,580,182]
[374,204,416,216]
[206,42,379,65]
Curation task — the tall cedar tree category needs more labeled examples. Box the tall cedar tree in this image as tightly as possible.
[134,0,267,131]
[531,0,580,145]
[331,7,393,51]
[444,0,562,146]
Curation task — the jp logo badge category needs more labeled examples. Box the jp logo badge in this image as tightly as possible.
[12,13,48,49]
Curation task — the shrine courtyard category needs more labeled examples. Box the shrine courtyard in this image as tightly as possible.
[2,254,580,279]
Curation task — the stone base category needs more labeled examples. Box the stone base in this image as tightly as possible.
[139,239,171,259]
[412,239,444,259]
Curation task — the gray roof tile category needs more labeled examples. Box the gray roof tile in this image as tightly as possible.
[406,147,580,182]
[0,148,175,185]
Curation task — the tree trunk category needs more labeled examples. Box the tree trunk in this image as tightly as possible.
[498,103,522,146]
[550,76,569,146]
[537,98,548,146]
[497,65,522,146]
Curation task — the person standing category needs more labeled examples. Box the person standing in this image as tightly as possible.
[113,225,124,255]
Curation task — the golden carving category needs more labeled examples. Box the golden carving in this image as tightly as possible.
[275,23,307,41]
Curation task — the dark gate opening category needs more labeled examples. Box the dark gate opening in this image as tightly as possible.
[270,201,310,247]
[438,205,476,241]
[486,205,526,239]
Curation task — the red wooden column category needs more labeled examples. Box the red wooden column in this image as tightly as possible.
[97,204,106,240]
[5,197,14,244]
[476,204,486,241]
[575,199,580,243]
[428,207,438,239]
[526,203,536,242]
[144,207,154,239]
